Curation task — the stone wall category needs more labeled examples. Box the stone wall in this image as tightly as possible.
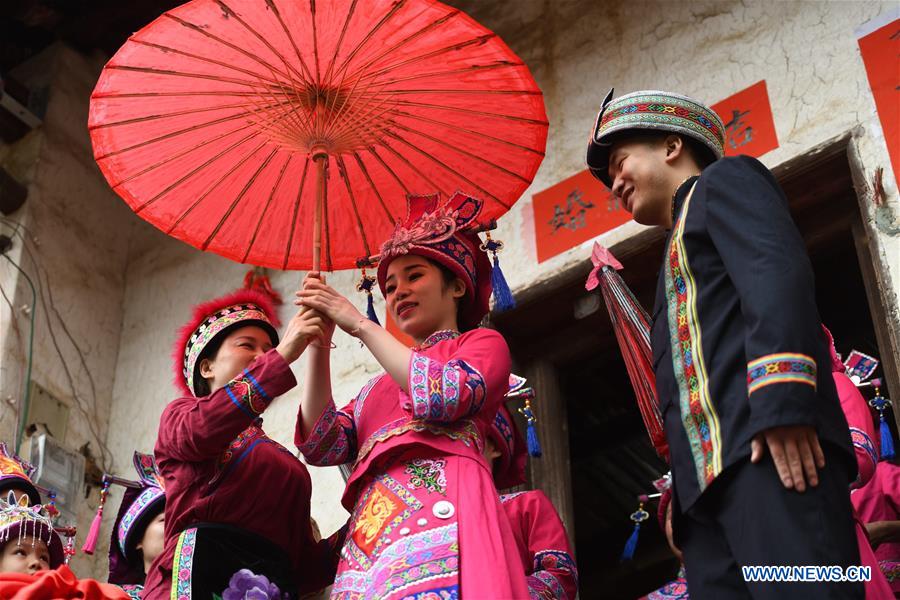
[0,43,136,576]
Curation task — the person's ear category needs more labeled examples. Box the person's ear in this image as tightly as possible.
[199,357,215,380]
[451,278,466,300]
[664,134,684,163]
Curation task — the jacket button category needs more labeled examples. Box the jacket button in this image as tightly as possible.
[432,500,455,519]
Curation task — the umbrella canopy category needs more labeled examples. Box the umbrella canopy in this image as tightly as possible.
[586,242,669,461]
[89,0,548,271]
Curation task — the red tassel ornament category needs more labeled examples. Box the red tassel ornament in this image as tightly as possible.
[81,478,110,555]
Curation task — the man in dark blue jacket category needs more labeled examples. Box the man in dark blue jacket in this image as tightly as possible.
[586,89,862,599]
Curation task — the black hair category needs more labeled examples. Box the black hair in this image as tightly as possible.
[612,129,717,170]
[193,337,225,397]
[430,258,459,290]
[420,257,469,329]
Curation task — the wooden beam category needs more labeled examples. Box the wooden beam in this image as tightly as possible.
[524,359,577,549]
[846,138,900,411]
[851,218,900,415]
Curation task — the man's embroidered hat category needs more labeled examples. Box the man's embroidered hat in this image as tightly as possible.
[365,192,498,330]
[173,289,280,396]
[586,89,726,187]
[0,493,65,568]
[0,443,41,507]
[107,452,165,585]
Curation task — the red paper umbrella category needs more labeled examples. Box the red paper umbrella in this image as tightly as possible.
[89,0,547,271]
[586,242,669,461]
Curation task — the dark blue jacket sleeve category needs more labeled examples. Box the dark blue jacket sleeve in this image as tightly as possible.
[702,156,822,434]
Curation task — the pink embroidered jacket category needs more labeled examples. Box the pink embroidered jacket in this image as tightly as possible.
[296,328,511,510]
[854,462,900,564]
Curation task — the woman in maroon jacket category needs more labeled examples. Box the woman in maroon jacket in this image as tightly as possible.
[144,289,341,600]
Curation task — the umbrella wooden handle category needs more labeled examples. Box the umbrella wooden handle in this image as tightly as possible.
[312,149,328,273]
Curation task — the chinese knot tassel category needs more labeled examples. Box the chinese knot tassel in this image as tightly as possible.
[81,480,109,555]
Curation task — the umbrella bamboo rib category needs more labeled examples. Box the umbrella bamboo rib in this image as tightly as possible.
[162,12,301,85]
[386,109,544,155]
[340,9,463,83]
[131,131,259,210]
[391,100,548,125]
[366,146,410,195]
[389,120,531,183]
[95,111,264,161]
[355,33,498,83]
[264,0,315,83]
[309,0,322,83]
[320,0,358,85]
[92,91,266,98]
[283,157,311,270]
[203,147,279,249]
[377,139,446,198]
[356,88,541,96]
[167,141,269,231]
[216,0,315,90]
[89,99,282,130]
[369,62,524,87]
[383,130,509,208]
[336,155,371,257]
[242,153,292,263]
[127,38,285,88]
[106,65,281,91]
[110,125,257,184]
[330,0,410,84]
[352,151,396,227]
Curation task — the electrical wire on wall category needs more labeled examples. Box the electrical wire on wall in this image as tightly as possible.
[1,252,36,455]
[0,216,114,472]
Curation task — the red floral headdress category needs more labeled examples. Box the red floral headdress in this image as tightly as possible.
[172,289,280,396]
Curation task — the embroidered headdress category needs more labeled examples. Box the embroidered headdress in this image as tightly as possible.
[172,289,280,396]
[0,492,65,568]
[0,443,41,507]
[361,191,513,330]
[488,374,543,489]
[105,452,166,585]
[586,89,726,187]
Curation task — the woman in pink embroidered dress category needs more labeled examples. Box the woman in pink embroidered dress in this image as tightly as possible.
[824,325,893,599]
[295,192,529,599]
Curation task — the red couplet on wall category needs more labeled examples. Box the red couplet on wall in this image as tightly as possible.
[532,169,632,263]
[711,80,780,159]
[858,18,900,183]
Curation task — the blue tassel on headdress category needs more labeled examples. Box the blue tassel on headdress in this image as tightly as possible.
[483,234,515,312]
[869,383,895,460]
[880,416,895,460]
[621,502,649,561]
[518,398,542,457]
[357,270,380,326]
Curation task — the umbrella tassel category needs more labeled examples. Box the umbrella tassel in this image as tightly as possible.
[518,398,542,457]
[81,479,110,555]
[365,291,380,326]
[621,501,649,562]
[482,233,515,312]
[357,269,380,326]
